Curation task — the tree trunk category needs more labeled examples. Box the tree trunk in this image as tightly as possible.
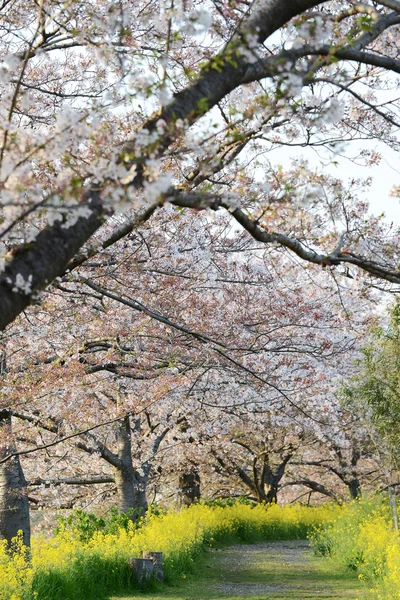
[265,484,278,504]
[261,455,292,505]
[114,416,136,514]
[348,477,361,500]
[179,467,201,506]
[114,416,148,519]
[0,409,31,547]
[114,464,136,514]
[133,476,149,516]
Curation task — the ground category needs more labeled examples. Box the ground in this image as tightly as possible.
[114,539,369,600]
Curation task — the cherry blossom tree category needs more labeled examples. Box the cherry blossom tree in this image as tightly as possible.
[0,0,400,334]
[1,0,400,543]
[287,413,381,500]
[210,418,304,504]
[0,206,375,541]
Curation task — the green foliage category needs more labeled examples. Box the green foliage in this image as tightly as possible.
[55,508,140,542]
[310,495,392,574]
[201,496,256,508]
[1,502,339,600]
[31,553,139,600]
[309,494,400,598]
[357,14,374,31]
[342,300,400,456]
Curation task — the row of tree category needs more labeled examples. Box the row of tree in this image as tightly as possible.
[1,209,398,544]
[0,0,400,546]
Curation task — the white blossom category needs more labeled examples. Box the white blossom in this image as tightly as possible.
[186,9,213,34]
[322,97,344,124]
[144,174,172,201]
[12,273,33,295]
[2,53,20,71]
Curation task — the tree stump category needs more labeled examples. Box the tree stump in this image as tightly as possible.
[142,551,164,582]
[128,557,154,582]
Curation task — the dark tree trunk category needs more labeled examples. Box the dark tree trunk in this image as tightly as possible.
[114,417,148,519]
[0,409,31,546]
[348,477,361,500]
[179,468,201,506]
[260,454,293,505]
[114,416,136,514]
[265,484,278,504]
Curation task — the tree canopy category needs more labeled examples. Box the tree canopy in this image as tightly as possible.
[0,0,400,546]
[0,0,400,331]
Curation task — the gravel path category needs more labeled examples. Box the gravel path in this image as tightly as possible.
[212,540,311,596]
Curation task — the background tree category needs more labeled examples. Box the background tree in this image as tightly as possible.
[0,209,375,540]
[343,300,400,460]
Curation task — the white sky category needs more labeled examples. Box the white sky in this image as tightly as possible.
[268,140,400,223]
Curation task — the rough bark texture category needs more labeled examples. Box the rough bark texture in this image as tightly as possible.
[0,410,30,546]
[0,193,104,331]
[114,416,137,514]
[133,478,149,516]
[114,417,148,518]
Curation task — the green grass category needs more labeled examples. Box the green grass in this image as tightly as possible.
[113,539,368,600]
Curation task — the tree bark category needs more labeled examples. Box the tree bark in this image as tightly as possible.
[114,416,137,514]
[265,483,279,504]
[133,475,149,516]
[348,477,362,500]
[114,416,148,518]
[179,468,201,506]
[0,410,31,547]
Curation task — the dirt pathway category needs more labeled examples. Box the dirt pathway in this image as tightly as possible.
[201,540,367,599]
[115,540,369,600]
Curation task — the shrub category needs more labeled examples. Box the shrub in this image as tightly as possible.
[310,494,400,599]
[54,507,140,542]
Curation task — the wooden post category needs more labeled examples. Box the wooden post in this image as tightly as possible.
[128,557,154,582]
[142,551,164,582]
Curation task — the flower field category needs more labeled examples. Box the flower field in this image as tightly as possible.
[311,496,400,599]
[0,502,337,600]
[1,499,400,600]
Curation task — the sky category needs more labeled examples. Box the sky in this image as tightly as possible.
[269,140,400,224]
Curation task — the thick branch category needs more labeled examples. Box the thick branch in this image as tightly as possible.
[170,193,400,285]
[76,435,122,470]
[284,479,338,499]
[28,475,115,487]
[0,0,328,331]
[0,191,104,330]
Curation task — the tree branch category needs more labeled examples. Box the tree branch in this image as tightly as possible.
[0,0,329,331]
[28,475,115,487]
